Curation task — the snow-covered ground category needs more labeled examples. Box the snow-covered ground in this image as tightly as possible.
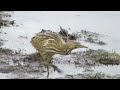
[1,11,120,54]
[1,11,120,79]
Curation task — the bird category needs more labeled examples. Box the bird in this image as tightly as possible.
[31,30,88,78]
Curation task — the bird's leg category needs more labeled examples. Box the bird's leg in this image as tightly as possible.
[46,59,52,78]
[47,58,62,73]
[48,58,56,72]
[41,59,51,78]
[41,57,62,78]
[46,65,49,78]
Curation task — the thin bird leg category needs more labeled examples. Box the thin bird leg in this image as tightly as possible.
[47,65,49,78]
[47,58,62,73]
[38,54,44,68]
[46,59,52,78]
[41,59,51,78]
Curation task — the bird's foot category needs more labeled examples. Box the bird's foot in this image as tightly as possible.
[51,64,62,73]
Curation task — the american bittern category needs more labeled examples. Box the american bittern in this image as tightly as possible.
[31,30,88,78]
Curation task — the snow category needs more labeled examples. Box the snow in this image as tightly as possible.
[92,65,120,76]
[1,11,120,78]
[0,73,18,79]
[1,11,120,54]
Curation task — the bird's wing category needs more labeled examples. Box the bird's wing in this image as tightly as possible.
[31,31,67,55]
[37,32,65,45]
[46,32,66,45]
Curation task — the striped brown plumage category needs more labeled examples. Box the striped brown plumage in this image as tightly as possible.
[31,30,88,77]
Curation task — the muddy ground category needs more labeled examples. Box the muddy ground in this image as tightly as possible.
[0,47,120,79]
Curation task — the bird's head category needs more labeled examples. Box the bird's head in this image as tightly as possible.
[65,41,88,53]
[65,41,88,55]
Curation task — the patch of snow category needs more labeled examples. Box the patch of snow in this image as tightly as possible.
[92,65,120,76]
[0,73,18,79]
[1,11,120,54]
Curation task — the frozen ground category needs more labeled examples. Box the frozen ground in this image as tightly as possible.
[1,11,120,79]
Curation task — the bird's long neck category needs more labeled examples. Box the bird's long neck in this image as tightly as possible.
[61,43,73,55]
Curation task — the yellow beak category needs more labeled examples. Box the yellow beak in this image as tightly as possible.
[78,44,88,48]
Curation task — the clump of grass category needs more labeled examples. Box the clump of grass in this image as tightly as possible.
[0,11,15,29]
[0,48,13,55]
[0,40,3,47]
[68,33,77,40]
[83,72,105,79]
[97,41,106,45]
[84,49,120,65]
[23,53,41,63]
[61,72,120,79]
[58,26,77,41]
[80,30,106,45]
[63,72,106,79]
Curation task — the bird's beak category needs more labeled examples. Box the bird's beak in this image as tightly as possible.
[78,44,88,48]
